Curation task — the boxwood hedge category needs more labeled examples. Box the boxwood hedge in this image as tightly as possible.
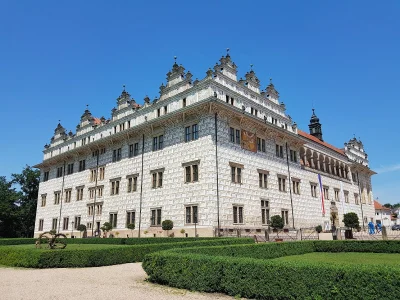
[0,236,221,246]
[143,240,400,299]
[0,238,253,268]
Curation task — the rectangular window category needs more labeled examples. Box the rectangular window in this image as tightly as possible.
[226,95,230,103]
[41,194,47,207]
[344,191,349,203]
[76,187,84,201]
[251,107,258,116]
[281,210,289,226]
[259,172,268,189]
[235,129,241,145]
[63,217,69,230]
[38,219,44,231]
[184,164,199,183]
[90,169,97,182]
[152,135,164,151]
[113,148,122,162]
[88,205,94,216]
[157,108,161,117]
[323,187,329,200]
[275,145,283,158]
[164,105,168,114]
[185,124,199,142]
[229,127,235,143]
[182,98,186,107]
[334,189,340,201]
[109,213,118,228]
[56,166,63,178]
[127,121,131,129]
[261,139,266,152]
[82,138,86,146]
[151,208,162,226]
[65,190,71,203]
[310,183,317,198]
[233,205,244,224]
[151,171,164,188]
[52,218,58,230]
[126,211,135,227]
[354,193,359,205]
[67,163,74,175]
[97,186,103,198]
[231,166,242,184]
[87,222,93,230]
[292,180,300,195]
[79,160,86,172]
[290,150,297,163]
[43,171,49,182]
[74,216,81,229]
[185,205,198,224]
[54,192,61,205]
[99,167,105,180]
[111,180,120,195]
[278,176,286,192]
[127,176,138,192]
[134,143,139,156]
[129,144,134,158]
[89,188,95,199]
[261,200,270,225]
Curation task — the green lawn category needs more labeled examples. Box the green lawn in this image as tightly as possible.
[272,252,400,266]
[0,244,126,250]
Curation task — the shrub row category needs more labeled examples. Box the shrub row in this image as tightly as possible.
[143,251,400,299]
[0,236,222,246]
[142,240,400,299]
[0,238,253,268]
[169,240,400,260]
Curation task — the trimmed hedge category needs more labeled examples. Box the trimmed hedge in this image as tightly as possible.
[0,237,222,246]
[0,238,253,268]
[142,240,400,299]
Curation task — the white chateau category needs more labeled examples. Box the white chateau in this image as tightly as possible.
[34,51,376,237]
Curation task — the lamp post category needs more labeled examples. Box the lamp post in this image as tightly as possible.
[71,221,74,238]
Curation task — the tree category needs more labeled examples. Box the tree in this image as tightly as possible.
[127,223,135,237]
[270,215,284,230]
[11,166,40,237]
[343,212,360,229]
[77,224,86,238]
[343,212,360,239]
[0,176,20,237]
[383,203,393,209]
[101,222,113,237]
[162,220,174,237]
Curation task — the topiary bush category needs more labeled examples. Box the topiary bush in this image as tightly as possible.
[143,240,400,299]
[0,238,254,268]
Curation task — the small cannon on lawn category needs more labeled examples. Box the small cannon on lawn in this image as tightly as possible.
[36,231,67,249]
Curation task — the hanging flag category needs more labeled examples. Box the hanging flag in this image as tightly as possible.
[318,174,325,216]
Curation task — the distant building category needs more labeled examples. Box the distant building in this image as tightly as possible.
[374,200,392,227]
[33,51,376,237]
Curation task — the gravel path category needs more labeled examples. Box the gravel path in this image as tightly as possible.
[0,263,235,300]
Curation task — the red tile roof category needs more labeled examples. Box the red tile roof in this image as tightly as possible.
[298,130,345,156]
[374,200,391,211]
[92,118,102,125]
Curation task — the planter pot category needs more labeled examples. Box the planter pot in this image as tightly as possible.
[272,229,278,233]
[283,228,289,233]
[275,238,283,242]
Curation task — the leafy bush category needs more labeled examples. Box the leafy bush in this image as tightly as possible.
[343,212,360,229]
[0,236,229,246]
[0,238,253,268]
[162,220,174,236]
[143,240,400,299]
[270,215,284,229]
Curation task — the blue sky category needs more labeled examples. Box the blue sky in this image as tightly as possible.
[0,1,399,203]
